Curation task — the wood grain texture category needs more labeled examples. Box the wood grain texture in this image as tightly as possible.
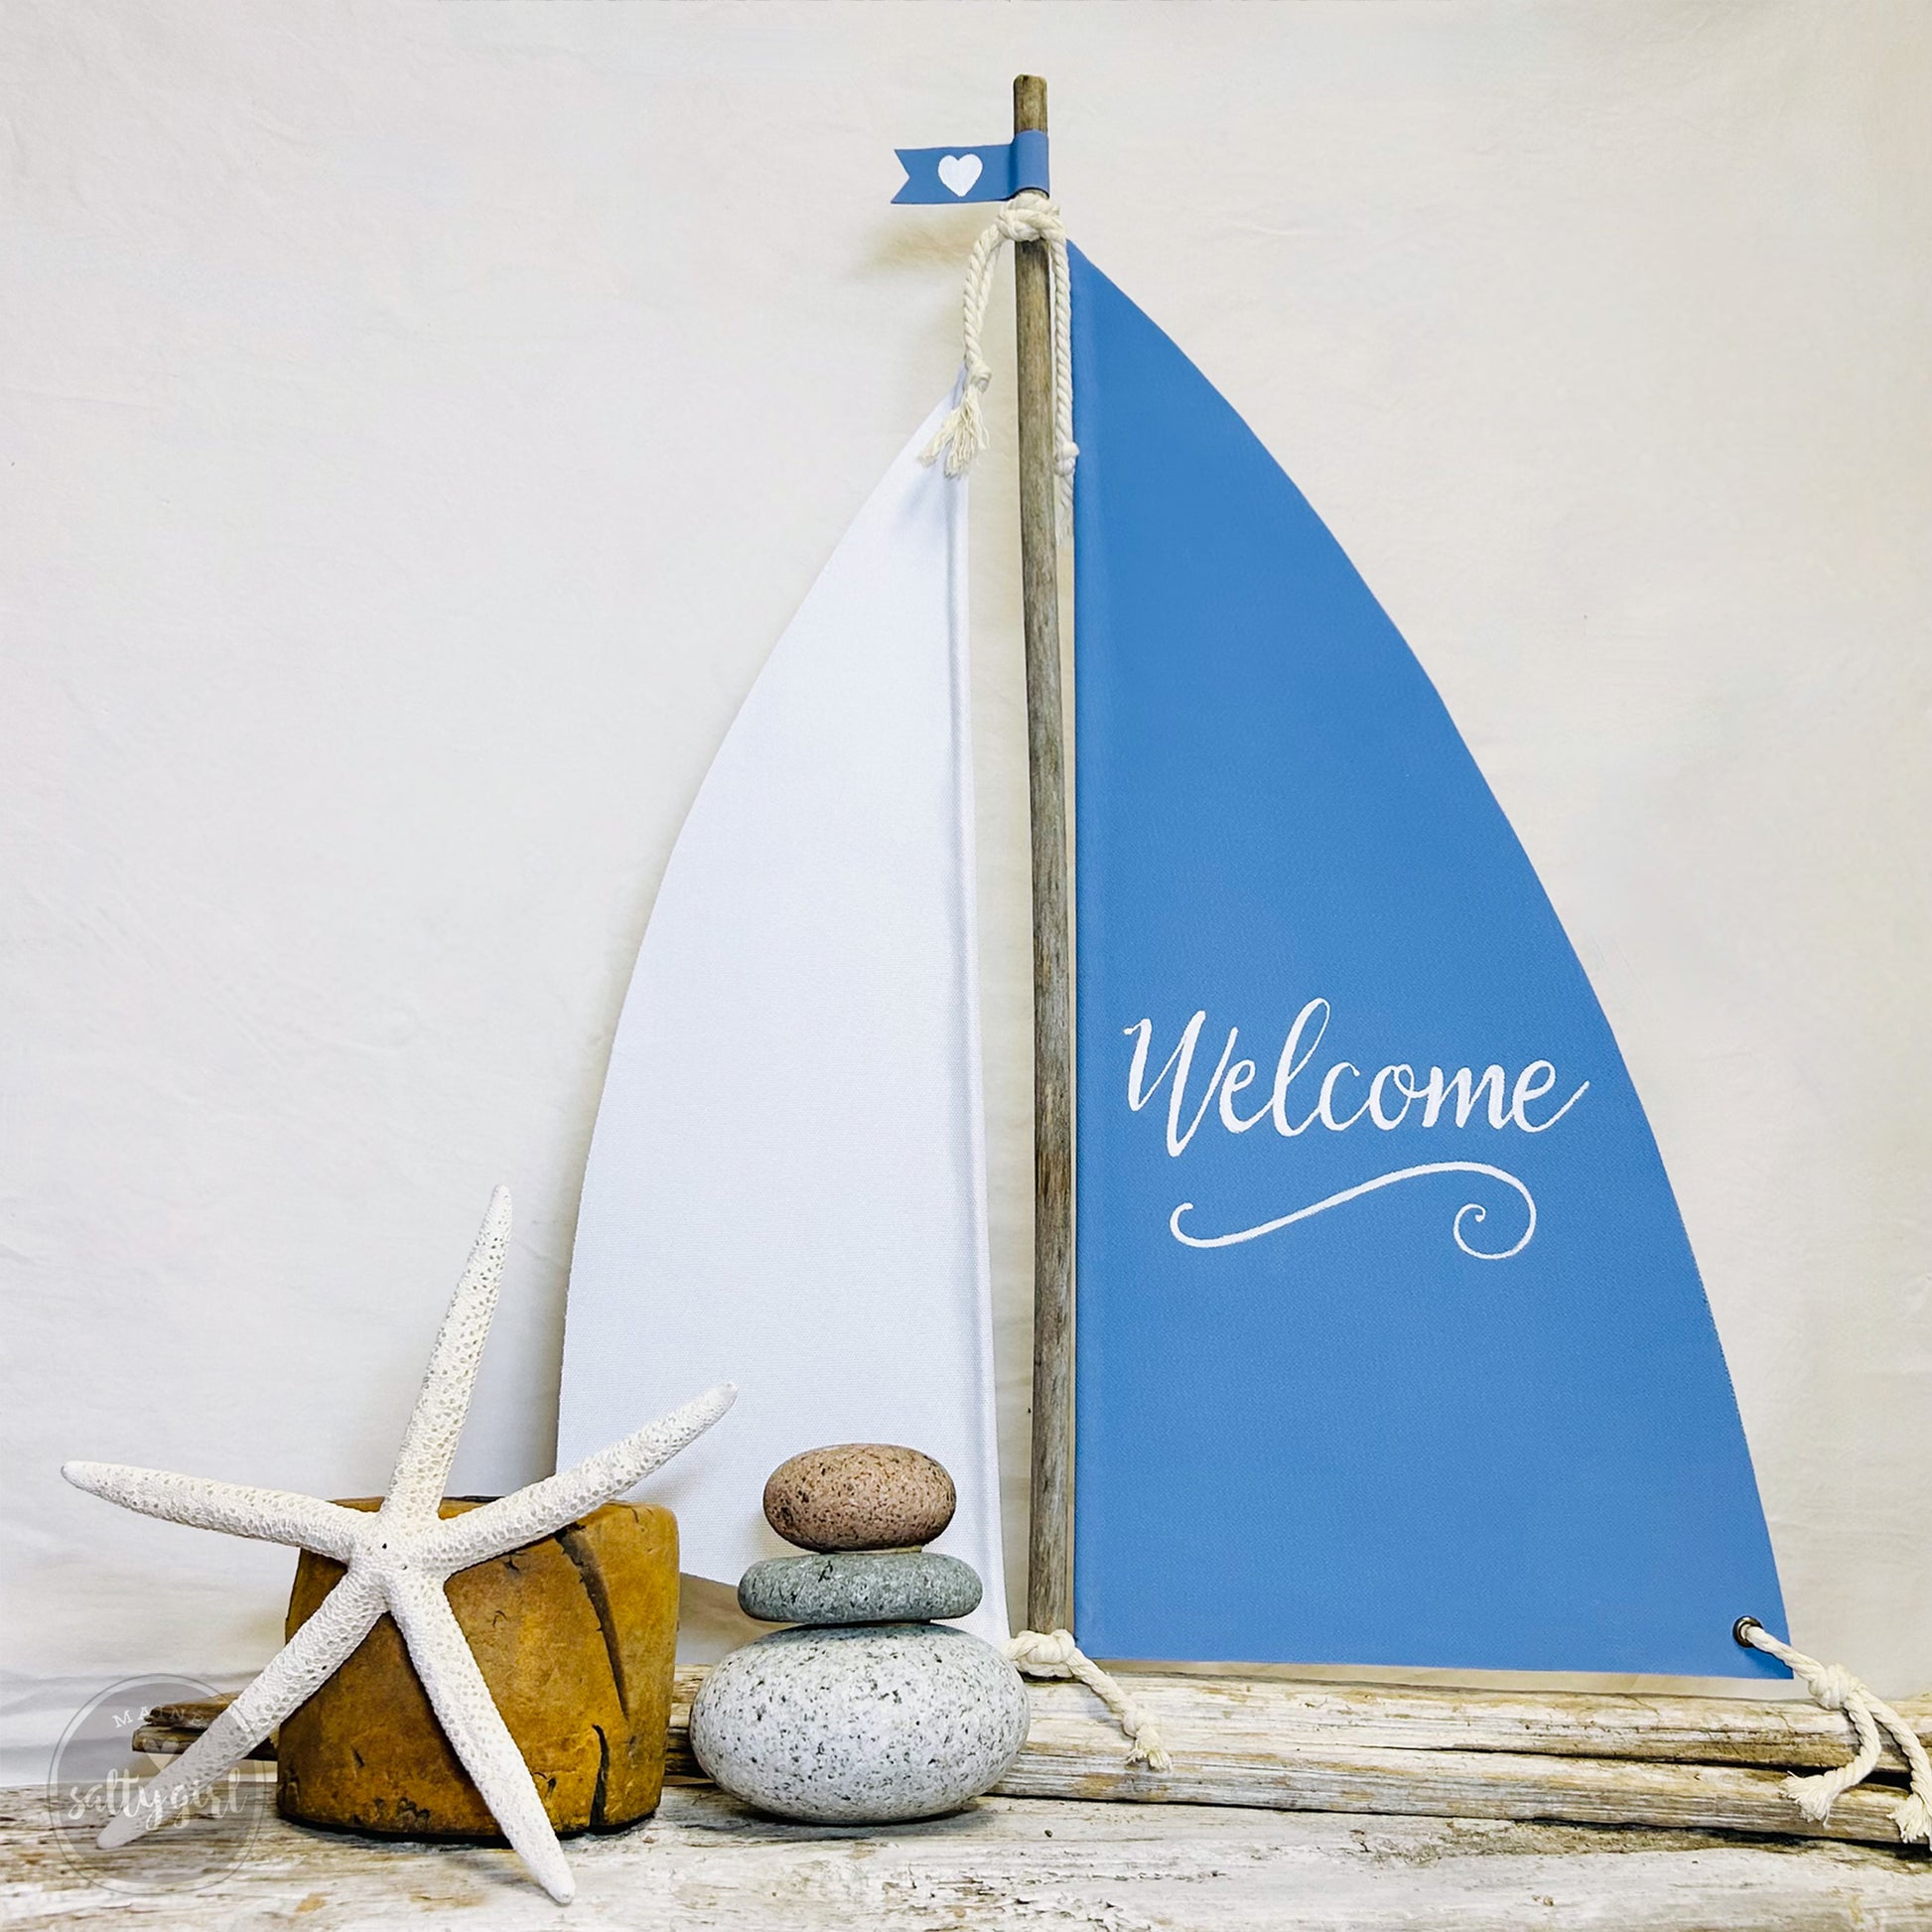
[991,1670,1932,1771]
[667,1667,1932,1849]
[4,1779,1927,1928]
[1011,69,1075,1641]
[137,1666,1932,1775]
[123,1665,1932,1849]
[997,1731,1918,1848]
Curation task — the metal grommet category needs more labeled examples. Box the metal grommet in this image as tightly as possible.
[1733,1615,1762,1647]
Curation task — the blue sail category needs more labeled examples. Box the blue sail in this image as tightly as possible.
[1070,249,1786,1678]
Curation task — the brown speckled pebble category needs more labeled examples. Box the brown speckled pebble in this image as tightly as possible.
[762,1445,956,1553]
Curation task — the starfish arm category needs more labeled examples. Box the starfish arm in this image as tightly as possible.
[387,1569,574,1904]
[384,1186,512,1524]
[98,1572,384,1849]
[424,1382,735,1570]
[63,1463,364,1562]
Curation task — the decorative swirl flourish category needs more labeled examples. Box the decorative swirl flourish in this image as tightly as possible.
[1169,1162,1536,1261]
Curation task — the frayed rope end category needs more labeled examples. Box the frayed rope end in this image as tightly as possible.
[920,388,988,479]
[1891,1791,1932,1848]
[1780,1770,1849,1826]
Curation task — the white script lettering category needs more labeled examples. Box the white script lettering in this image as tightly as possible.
[1123,1007,1588,1154]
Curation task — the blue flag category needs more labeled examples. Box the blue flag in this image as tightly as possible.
[1069,247,1787,1678]
[893,132,1048,205]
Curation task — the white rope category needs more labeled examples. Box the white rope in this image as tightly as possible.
[1736,1618,1932,1845]
[1004,1628,1172,1771]
[921,194,1076,517]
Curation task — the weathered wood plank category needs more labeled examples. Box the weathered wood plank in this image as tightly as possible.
[986,1671,1932,1772]
[999,1727,1917,1847]
[131,1723,271,1762]
[129,1669,1932,1846]
[3,1780,1926,1930]
[141,1667,1932,1779]
[668,1669,1932,1847]
[671,1669,1929,1846]
[670,1669,1932,1774]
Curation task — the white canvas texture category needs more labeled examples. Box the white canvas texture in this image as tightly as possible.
[556,403,1008,1642]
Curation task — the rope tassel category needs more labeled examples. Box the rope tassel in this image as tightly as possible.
[922,195,1077,516]
[1004,1628,1172,1771]
[1736,1618,1932,1845]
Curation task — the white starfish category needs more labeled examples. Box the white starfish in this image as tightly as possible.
[64,1186,734,1905]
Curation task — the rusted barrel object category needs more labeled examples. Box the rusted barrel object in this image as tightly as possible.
[276,1498,677,1839]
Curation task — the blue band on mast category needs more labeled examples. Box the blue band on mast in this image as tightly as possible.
[893,132,1049,205]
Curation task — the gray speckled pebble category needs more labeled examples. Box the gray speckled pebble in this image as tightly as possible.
[689,1624,1030,1824]
[737,1550,982,1626]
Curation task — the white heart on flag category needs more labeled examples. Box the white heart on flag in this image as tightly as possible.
[936,153,984,198]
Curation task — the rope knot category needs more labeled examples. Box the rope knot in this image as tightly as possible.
[1805,1661,1859,1712]
[919,197,1076,516]
[1003,1627,1078,1672]
[1737,1617,1932,1844]
[1004,1628,1173,1774]
[993,196,1065,248]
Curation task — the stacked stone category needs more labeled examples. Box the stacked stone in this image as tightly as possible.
[740,1444,978,1625]
[689,1444,1030,1824]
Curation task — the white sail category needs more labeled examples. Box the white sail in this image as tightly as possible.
[557,401,1007,1642]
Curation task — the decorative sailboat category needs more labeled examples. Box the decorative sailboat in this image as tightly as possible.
[560,80,1928,1846]
[561,77,1786,1687]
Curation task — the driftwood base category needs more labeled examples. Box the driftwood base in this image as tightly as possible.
[274,1498,677,1840]
[140,1658,1932,1852]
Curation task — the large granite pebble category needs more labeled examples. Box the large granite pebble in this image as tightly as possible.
[738,1550,982,1626]
[689,1624,1029,1823]
[762,1444,955,1553]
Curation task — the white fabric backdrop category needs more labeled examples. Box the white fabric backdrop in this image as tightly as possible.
[2,0,1926,1775]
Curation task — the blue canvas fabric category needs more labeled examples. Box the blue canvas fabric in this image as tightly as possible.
[1069,247,1786,1677]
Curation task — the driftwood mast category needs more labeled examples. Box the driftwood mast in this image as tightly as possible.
[1012,73,1074,1636]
